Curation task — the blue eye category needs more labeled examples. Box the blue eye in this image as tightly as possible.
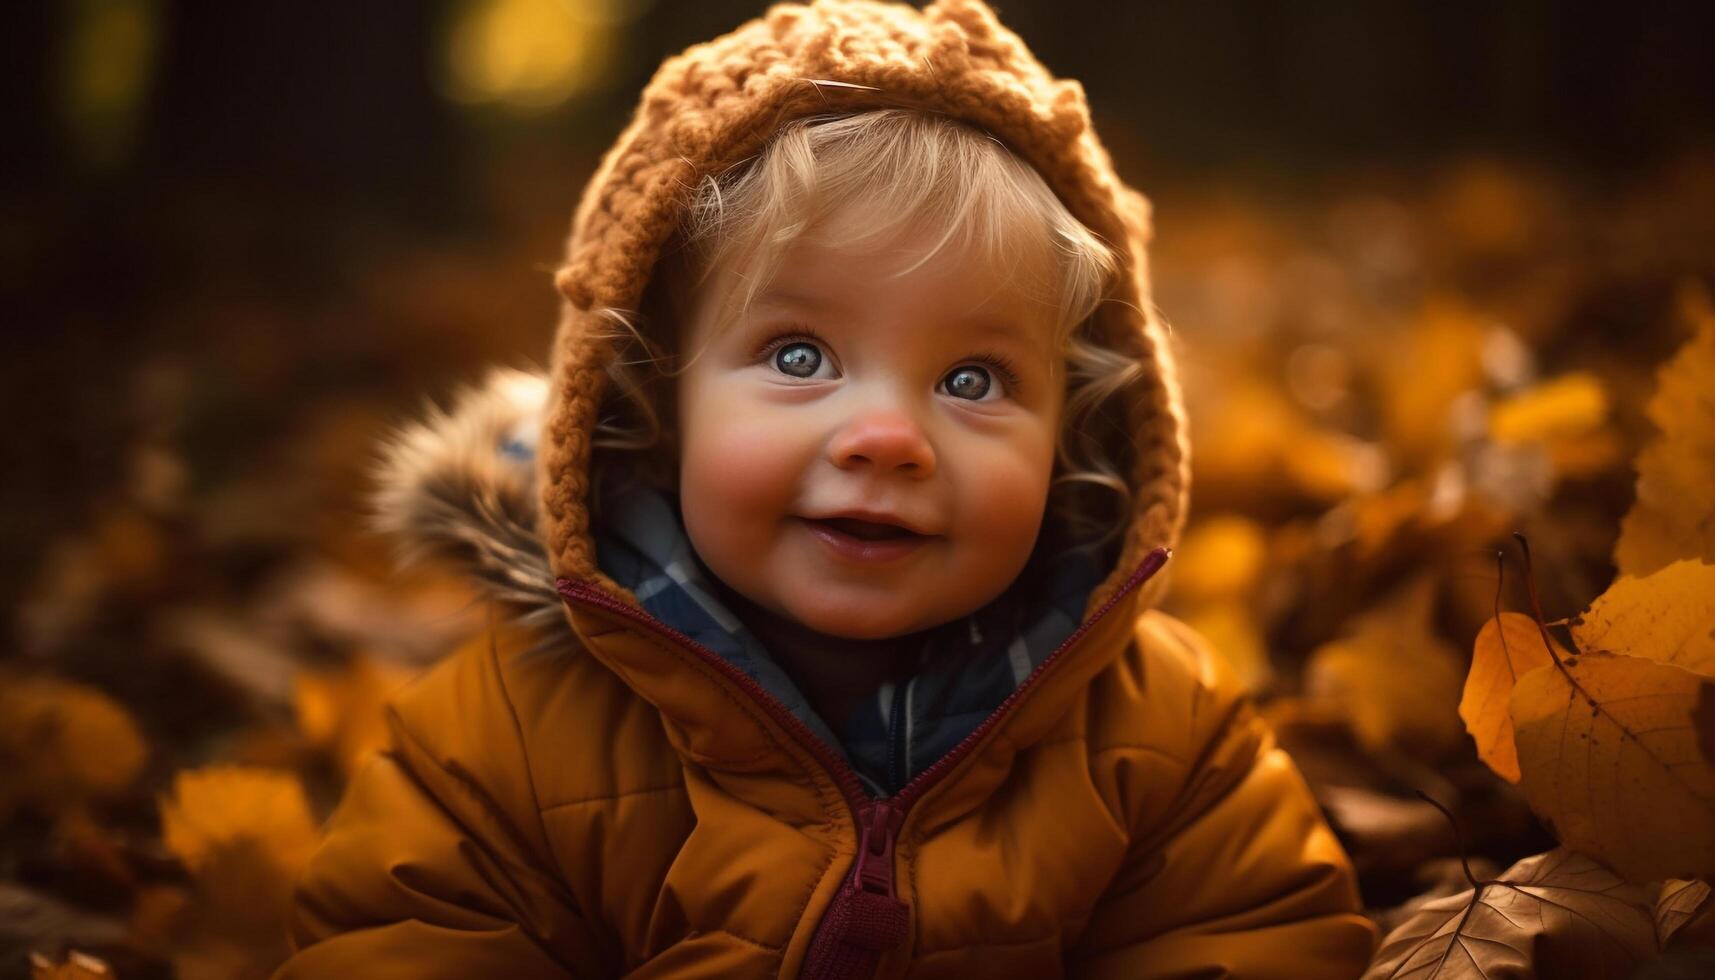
[775,341,823,378]
[943,365,993,400]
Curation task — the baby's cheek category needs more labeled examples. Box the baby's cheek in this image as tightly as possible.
[953,445,1054,564]
[679,408,806,558]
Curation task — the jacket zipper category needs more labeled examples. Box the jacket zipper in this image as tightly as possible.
[556,546,1169,979]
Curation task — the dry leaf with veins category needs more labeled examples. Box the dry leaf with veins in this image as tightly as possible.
[1461,611,1565,783]
[1509,652,1715,882]
[1614,286,1715,576]
[1653,879,1713,949]
[1569,560,1715,677]
[1363,847,1658,979]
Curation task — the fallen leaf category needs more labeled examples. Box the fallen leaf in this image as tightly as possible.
[28,951,112,979]
[157,767,321,980]
[1510,653,1715,882]
[1614,286,1715,576]
[158,766,319,877]
[1489,372,1607,444]
[0,674,148,819]
[1461,612,1567,783]
[1307,578,1465,759]
[1654,879,1713,949]
[1172,516,1268,602]
[1363,847,1658,979]
[1318,785,1450,878]
[1377,298,1487,464]
[1179,600,1272,694]
[1568,560,1715,677]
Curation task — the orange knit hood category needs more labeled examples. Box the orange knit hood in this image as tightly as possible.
[538,0,1189,623]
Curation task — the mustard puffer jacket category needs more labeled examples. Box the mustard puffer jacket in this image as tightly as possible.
[283,598,1372,979]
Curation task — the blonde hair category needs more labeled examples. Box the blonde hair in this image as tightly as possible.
[588,108,1145,559]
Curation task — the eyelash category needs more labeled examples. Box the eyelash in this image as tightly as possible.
[752,324,1025,394]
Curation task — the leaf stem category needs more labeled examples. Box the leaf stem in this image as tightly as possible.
[1416,790,1483,889]
[1513,532,1573,677]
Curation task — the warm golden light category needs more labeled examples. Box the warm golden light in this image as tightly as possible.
[441,0,651,111]
[59,0,159,170]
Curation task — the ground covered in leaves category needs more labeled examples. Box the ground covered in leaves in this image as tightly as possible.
[7,155,1715,979]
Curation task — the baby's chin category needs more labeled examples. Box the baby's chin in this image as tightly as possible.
[775,590,980,642]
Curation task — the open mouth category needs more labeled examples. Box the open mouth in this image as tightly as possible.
[810,517,922,541]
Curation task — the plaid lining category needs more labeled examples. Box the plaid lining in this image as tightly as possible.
[592,484,1103,797]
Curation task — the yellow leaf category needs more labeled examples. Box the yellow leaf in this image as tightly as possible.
[1489,371,1608,444]
[293,656,412,777]
[1570,560,1715,677]
[1615,287,1715,575]
[1307,579,1465,759]
[1180,600,1272,694]
[1377,299,1487,463]
[158,766,319,878]
[1461,612,1567,783]
[1282,428,1389,501]
[1172,516,1267,602]
[0,674,147,817]
[1510,653,1715,882]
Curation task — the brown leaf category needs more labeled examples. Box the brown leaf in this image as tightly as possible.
[1654,879,1713,949]
[1318,786,1450,878]
[1363,847,1658,979]
[1461,612,1567,783]
[1614,286,1715,576]
[1569,561,1715,677]
[1510,653,1715,882]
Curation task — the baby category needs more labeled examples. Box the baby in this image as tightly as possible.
[278,1,1375,977]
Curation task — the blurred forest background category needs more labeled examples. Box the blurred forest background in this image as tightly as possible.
[5,1,1715,977]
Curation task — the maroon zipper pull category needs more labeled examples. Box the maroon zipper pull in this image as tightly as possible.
[800,801,909,980]
[854,801,902,897]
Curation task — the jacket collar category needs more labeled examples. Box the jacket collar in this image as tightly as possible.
[585,480,1110,796]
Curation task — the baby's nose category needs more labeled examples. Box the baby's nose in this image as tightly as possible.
[827,409,936,476]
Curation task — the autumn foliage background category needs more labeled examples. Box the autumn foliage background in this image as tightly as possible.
[6,2,1715,978]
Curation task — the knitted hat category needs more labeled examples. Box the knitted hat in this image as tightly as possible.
[539,0,1188,617]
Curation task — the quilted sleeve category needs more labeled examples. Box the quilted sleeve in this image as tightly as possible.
[273,620,609,979]
[1067,614,1378,979]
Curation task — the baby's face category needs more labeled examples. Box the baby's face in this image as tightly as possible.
[676,215,1064,640]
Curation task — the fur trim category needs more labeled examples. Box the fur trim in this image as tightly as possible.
[368,367,565,637]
